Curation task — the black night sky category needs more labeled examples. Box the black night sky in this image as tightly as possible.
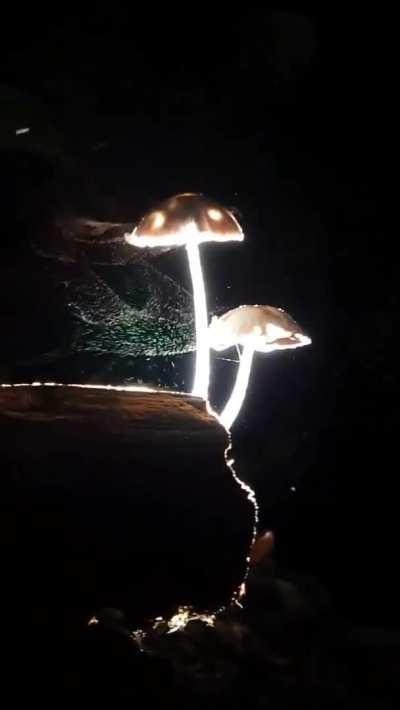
[1,6,396,649]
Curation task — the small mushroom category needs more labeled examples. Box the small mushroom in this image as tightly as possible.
[125,193,243,399]
[209,305,311,430]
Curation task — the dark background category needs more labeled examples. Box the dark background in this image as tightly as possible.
[1,10,395,624]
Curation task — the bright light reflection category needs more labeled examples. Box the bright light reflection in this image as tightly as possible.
[125,229,243,248]
[208,208,223,221]
[152,211,165,229]
[0,381,190,397]
[167,606,216,633]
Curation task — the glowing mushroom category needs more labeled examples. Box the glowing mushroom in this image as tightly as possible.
[125,193,243,399]
[209,305,311,430]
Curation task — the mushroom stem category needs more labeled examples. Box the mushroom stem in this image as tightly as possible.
[219,345,255,430]
[186,230,210,399]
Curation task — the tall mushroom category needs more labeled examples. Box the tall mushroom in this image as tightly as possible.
[209,305,311,430]
[125,193,243,399]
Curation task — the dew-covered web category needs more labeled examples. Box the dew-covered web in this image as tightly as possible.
[67,260,195,358]
[1,217,196,386]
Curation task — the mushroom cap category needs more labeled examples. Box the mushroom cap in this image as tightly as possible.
[125,193,244,247]
[209,305,311,352]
